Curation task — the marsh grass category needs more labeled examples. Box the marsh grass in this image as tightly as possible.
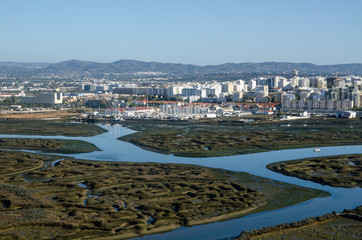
[0,138,101,154]
[0,151,328,239]
[120,118,362,157]
[236,206,362,240]
[267,154,362,188]
[0,120,107,137]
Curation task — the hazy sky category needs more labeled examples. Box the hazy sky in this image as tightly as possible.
[1,0,361,65]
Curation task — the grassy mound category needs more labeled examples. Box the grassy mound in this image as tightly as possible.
[0,120,107,137]
[267,154,362,188]
[0,138,101,154]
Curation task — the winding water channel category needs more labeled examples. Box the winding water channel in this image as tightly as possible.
[1,123,362,240]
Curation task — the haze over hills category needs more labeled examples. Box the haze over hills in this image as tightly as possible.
[1,60,362,78]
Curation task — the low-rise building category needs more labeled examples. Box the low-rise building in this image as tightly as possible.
[20,92,63,104]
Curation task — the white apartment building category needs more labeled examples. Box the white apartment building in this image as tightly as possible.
[249,80,256,90]
[221,82,233,93]
[166,86,183,96]
[299,78,310,88]
[282,99,353,111]
[182,88,207,98]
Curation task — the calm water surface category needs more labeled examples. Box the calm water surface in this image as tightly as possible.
[1,123,362,240]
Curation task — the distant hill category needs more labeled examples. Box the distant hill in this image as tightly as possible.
[0,62,49,77]
[38,60,362,76]
[1,59,362,78]
[42,59,201,76]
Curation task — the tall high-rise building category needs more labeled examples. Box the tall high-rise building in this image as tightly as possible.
[326,76,341,88]
[249,80,256,90]
[268,77,279,89]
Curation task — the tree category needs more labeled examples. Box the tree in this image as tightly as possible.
[3,95,19,105]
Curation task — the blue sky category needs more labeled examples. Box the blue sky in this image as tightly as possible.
[1,0,361,65]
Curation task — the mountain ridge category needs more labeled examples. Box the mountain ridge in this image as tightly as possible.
[1,59,362,77]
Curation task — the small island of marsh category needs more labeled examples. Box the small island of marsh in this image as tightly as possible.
[0,137,101,154]
[0,150,328,239]
[267,154,362,188]
[0,120,107,137]
[119,118,362,157]
[236,206,362,240]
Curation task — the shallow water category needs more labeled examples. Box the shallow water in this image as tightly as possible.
[1,123,362,240]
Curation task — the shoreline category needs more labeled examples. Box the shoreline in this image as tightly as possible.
[235,206,362,240]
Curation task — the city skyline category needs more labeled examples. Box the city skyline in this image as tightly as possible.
[1,0,362,65]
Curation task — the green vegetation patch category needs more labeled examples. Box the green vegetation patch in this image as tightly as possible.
[0,151,328,239]
[0,138,101,154]
[0,120,107,137]
[267,154,362,188]
[119,118,362,157]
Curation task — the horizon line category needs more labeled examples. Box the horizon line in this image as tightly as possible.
[1,59,362,66]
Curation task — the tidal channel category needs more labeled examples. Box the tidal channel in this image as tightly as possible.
[1,123,361,240]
